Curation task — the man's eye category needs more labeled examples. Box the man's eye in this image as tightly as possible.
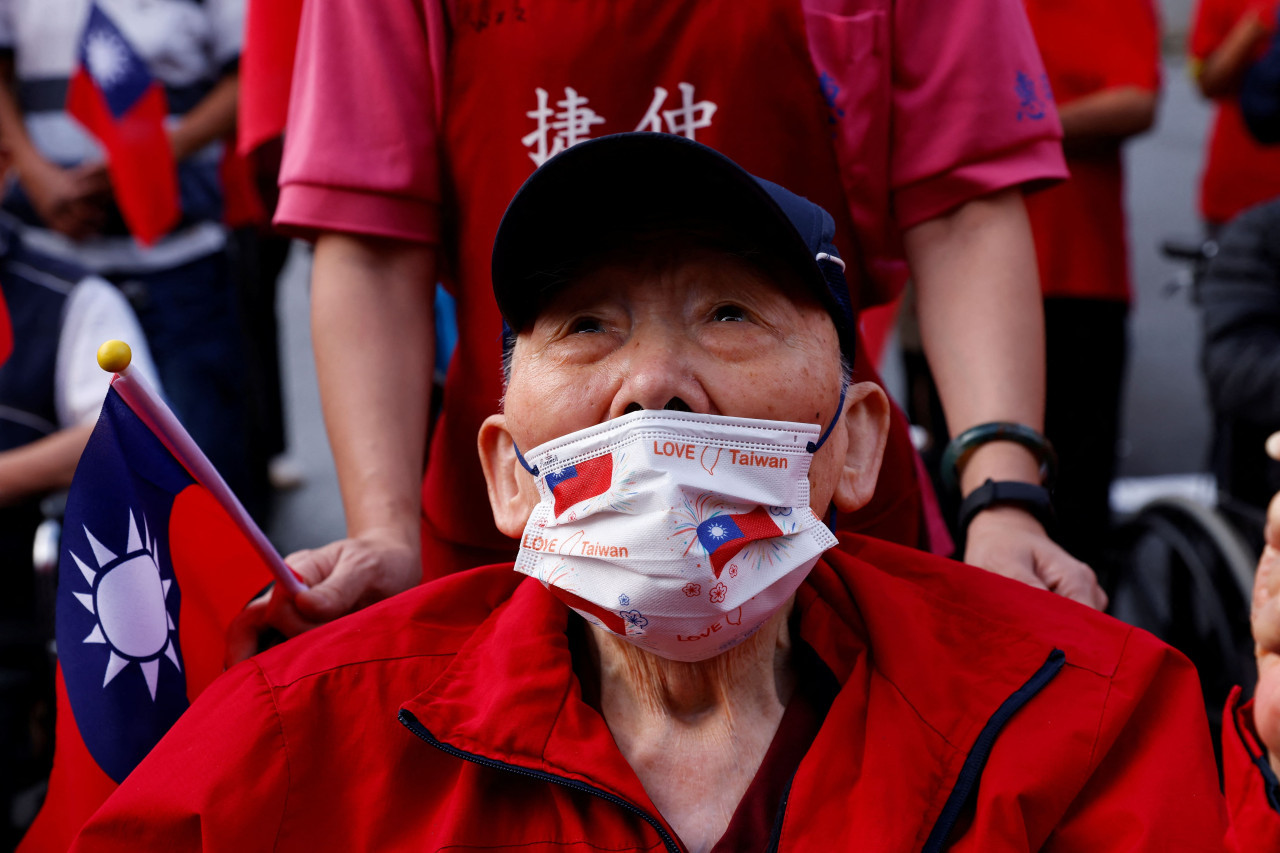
[570,317,606,334]
[711,305,748,322]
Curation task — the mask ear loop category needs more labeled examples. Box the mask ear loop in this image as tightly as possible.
[513,443,540,477]
[806,382,848,454]
[808,383,849,535]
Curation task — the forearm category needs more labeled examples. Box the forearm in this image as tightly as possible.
[168,72,238,163]
[906,189,1046,496]
[0,57,46,175]
[1199,12,1271,98]
[1058,87,1158,154]
[0,424,94,507]
[311,233,436,547]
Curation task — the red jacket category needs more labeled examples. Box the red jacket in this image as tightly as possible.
[73,535,1280,851]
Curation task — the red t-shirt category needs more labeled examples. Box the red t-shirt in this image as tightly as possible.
[1022,0,1161,301]
[1192,0,1280,224]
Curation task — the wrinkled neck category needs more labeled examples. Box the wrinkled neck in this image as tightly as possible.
[586,600,796,724]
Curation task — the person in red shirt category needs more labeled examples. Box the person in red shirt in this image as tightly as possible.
[1192,0,1280,227]
[1021,0,1161,567]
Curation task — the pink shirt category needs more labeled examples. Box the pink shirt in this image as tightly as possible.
[277,0,1067,261]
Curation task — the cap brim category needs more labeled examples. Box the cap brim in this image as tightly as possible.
[491,133,836,332]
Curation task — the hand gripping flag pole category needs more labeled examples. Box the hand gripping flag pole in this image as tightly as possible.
[97,339,305,594]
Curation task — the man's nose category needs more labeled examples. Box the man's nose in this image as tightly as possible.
[624,397,692,414]
[609,332,710,419]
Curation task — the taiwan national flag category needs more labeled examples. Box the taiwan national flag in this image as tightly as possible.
[696,507,783,578]
[17,387,273,852]
[545,454,613,517]
[65,3,179,246]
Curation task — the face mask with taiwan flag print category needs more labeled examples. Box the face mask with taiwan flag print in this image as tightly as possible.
[513,409,839,662]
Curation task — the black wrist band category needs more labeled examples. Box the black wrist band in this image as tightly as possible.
[957,479,1055,536]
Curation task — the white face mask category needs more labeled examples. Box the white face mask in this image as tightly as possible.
[513,409,839,662]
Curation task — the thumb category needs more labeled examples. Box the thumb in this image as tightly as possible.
[224,592,271,668]
[291,551,363,622]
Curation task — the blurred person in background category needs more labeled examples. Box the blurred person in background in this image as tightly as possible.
[1020,0,1161,571]
[1192,0,1280,231]
[1199,196,1280,520]
[254,0,1105,643]
[0,0,263,516]
[0,216,158,845]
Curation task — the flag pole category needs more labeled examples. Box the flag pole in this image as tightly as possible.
[96,340,307,594]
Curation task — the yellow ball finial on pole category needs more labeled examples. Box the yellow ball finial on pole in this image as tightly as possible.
[97,340,132,373]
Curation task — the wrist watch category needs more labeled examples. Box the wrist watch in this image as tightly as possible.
[957,478,1055,537]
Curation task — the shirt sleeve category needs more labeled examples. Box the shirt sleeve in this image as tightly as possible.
[275,0,446,243]
[888,0,1068,230]
[56,278,161,429]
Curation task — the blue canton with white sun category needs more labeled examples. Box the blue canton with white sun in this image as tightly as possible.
[56,390,194,783]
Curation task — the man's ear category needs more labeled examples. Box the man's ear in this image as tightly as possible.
[478,414,540,538]
[832,381,891,514]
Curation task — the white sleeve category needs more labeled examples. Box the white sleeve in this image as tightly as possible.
[0,0,16,51]
[207,0,245,70]
[55,277,162,428]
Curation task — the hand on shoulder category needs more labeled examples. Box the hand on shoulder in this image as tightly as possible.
[964,505,1108,610]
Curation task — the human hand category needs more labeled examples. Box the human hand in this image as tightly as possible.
[963,505,1108,610]
[19,157,110,240]
[224,529,422,666]
[1252,436,1280,775]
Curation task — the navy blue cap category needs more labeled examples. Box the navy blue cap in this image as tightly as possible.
[491,132,857,363]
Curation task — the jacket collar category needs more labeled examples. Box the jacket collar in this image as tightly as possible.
[401,536,1073,845]
[401,577,659,808]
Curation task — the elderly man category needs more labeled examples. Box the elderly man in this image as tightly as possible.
[74,134,1279,851]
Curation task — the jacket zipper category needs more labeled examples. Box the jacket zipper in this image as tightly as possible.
[921,648,1066,853]
[763,775,794,853]
[399,709,683,853]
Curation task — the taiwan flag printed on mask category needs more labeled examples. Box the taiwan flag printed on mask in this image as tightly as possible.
[696,507,783,578]
[545,454,613,517]
[65,2,180,246]
[17,387,272,852]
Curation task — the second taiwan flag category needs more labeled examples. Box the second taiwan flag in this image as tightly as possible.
[66,2,179,246]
